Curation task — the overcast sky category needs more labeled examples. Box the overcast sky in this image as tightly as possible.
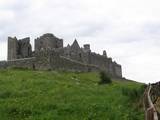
[0,0,160,83]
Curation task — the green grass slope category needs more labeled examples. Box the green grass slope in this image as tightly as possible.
[0,69,145,120]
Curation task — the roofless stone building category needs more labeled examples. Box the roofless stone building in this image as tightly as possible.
[0,33,122,78]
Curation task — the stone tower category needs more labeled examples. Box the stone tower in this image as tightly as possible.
[83,44,91,52]
[18,37,32,58]
[103,50,107,57]
[35,33,63,52]
[7,37,32,60]
[8,37,18,60]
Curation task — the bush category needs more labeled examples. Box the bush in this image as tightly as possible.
[99,71,112,84]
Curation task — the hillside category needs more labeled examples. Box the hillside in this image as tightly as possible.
[0,69,145,120]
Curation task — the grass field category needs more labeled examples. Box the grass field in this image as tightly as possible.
[0,69,145,120]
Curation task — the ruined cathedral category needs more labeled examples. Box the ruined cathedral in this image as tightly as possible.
[0,33,122,78]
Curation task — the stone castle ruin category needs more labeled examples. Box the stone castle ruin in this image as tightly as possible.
[0,33,122,78]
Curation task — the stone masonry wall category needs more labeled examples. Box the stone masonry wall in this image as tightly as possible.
[35,33,63,52]
[0,57,36,69]
[34,50,100,72]
[0,48,122,78]
[4,33,122,78]
[8,37,32,60]
[0,50,99,72]
[8,37,18,60]
[113,63,122,78]
[89,52,110,73]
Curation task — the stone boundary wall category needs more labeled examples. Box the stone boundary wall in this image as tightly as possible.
[57,56,100,72]
[89,52,122,78]
[35,50,100,72]
[89,52,108,70]
[0,57,36,69]
[0,50,100,72]
[0,49,121,75]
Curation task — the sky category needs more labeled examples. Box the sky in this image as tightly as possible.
[0,0,160,83]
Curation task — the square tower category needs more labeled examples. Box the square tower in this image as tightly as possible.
[7,37,32,60]
[35,33,63,52]
[8,37,18,60]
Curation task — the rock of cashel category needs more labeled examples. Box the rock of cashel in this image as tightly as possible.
[0,33,122,78]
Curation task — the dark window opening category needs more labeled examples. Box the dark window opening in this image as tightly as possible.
[79,53,82,58]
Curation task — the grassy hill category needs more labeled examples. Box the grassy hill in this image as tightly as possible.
[0,69,145,120]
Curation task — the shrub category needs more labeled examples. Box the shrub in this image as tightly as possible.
[99,71,112,84]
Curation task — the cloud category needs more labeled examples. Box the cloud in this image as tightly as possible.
[0,0,160,83]
[0,41,7,60]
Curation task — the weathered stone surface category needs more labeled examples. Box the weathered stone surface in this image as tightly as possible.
[18,37,32,58]
[8,37,18,60]
[103,50,107,57]
[35,33,63,52]
[0,57,36,69]
[83,44,90,52]
[2,33,123,78]
[8,37,32,60]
